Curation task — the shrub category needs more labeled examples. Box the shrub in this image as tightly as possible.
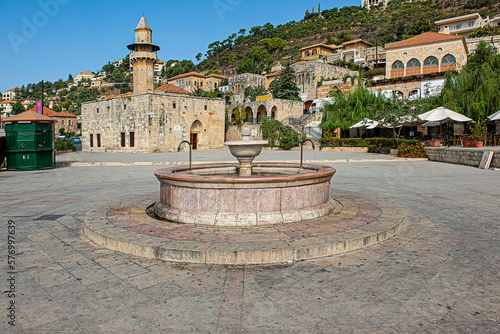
[397,142,427,158]
[55,138,76,151]
[261,118,300,150]
[320,137,419,151]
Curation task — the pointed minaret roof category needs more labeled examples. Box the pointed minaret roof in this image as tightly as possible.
[135,16,151,31]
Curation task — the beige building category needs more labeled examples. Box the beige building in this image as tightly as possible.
[299,43,337,61]
[2,88,19,101]
[74,72,95,83]
[167,72,227,93]
[81,17,226,153]
[266,61,358,105]
[385,32,467,79]
[436,13,487,37]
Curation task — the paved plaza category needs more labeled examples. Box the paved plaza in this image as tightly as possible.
[1,149,499,333]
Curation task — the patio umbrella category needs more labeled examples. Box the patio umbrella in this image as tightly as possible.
[487,110,500,121]
[418,106,472,137]
[350,118,379,130]
[418,106,472,123]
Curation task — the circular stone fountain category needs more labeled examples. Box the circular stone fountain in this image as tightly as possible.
[83,127,406,265]
[153,127,335,226]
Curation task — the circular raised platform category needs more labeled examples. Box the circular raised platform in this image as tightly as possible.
[83,191,405,265]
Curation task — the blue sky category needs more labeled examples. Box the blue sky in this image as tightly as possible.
[0,0,358,92]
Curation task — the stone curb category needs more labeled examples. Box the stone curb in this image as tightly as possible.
[59,158,428,167]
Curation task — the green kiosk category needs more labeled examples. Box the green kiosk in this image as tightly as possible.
[0,110,56,170]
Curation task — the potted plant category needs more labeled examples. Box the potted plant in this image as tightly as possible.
[462,135,472,147]
[428,139,441,147]
[470,119,487,147]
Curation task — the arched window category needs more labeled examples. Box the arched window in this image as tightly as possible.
[304,51,310,57]
[406,58,421,76]
[441,54,456,71]
[312,49,318,55]
[391,60,404,78]
[423,56,439,74]
[468,21,475,27]
[456,23,462,30]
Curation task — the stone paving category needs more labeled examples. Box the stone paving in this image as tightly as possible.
[0,152,499,332]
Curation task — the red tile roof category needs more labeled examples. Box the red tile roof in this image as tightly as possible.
[267,71,282,77]
[206,73,227,79]
[102,94,117,100]
[1,110,56,123]
[0,100,16,104]
[299,43,337,51]
[168,72,205,80]
[78,72,95,76]
[341,39,373,46]
[385,32,464,49]
[22,106,77,118]
[121,92,133,96]
[154,84,190,94]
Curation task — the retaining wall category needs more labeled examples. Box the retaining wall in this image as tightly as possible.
[425,147,500,168]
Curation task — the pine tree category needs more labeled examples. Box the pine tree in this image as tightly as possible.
[271,63,301,101]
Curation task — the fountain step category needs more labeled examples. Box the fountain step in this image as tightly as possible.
[83,192,406,265]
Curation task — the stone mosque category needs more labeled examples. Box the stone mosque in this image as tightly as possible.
[81,17,225,153]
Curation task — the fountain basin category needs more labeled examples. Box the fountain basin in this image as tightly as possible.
[154,162,336,226]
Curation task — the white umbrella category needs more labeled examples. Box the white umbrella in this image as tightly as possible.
[350,118,379,129]
[418,106,472,138]
[418,106,472,122]
[487,110,500,121]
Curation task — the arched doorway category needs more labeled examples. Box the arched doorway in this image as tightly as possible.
[257,105,267,124]
[190,120,202,149]
[244,106,253,124]
[271,106,277,120]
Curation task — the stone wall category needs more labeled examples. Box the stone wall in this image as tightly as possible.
[226,125,262,141]
[228,73,266,95]
[292,61,358,101]
[81,92,225,153]
[425,147,500,168]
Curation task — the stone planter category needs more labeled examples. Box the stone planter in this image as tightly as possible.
[472,141,484,148]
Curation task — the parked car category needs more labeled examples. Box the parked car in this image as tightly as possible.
[71,136,82,144]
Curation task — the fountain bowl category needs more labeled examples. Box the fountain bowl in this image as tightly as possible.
[154,162,336,227]
[224,140,268,160]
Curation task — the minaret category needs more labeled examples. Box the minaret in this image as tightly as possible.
[127,17,160,94]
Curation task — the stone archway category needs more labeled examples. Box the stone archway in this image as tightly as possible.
[257,105,267,124]
[271,106,278,120]
[190,120,203,149]
[244,106,253,124]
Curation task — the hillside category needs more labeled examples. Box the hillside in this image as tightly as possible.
[195,0,499,75]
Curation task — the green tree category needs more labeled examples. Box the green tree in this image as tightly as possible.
[12,101,25,115]
[244,85,267,101]
[259,37,287,55]
[196,53,203,63]
[321,83,386,131]
[271,63,301,101]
